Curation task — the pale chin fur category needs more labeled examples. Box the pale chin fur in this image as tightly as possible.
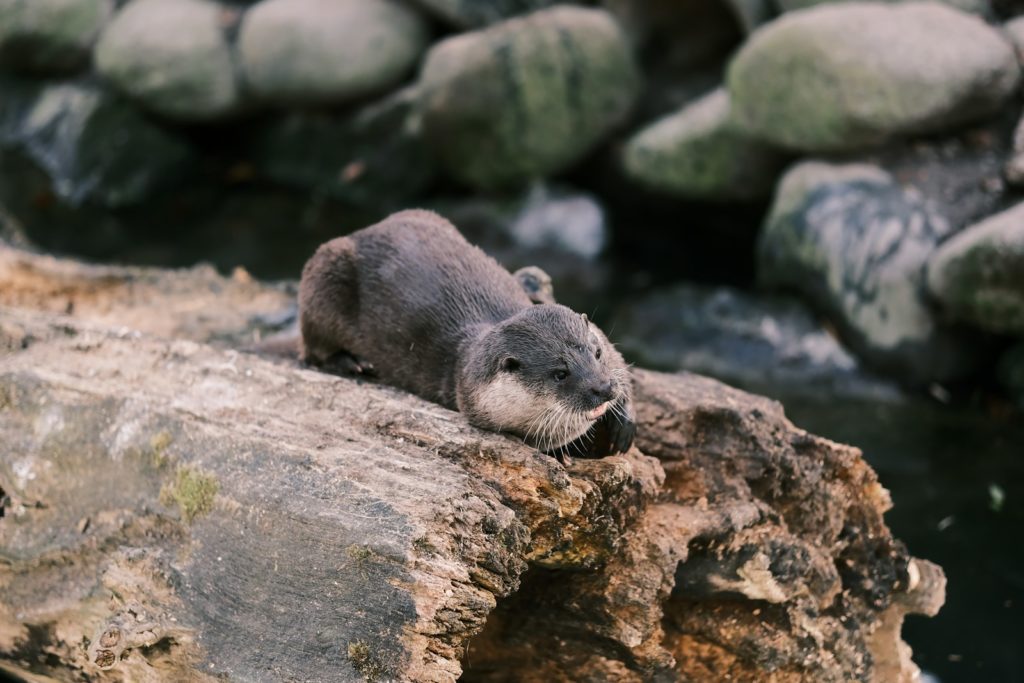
[472,374,595,451]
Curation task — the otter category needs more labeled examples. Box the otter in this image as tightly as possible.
[299,209,635,458]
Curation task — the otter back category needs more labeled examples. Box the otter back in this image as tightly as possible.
[299,209,534,407]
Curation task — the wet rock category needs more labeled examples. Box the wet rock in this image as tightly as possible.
[759,161,974,383]
[238,0,429,105]
[728,3,1020,152]
[252,87,435,209]
[0,0,113,74]
[0,80,193,207]
[418,6,639,190]
[622,88,789,201]
[94,0,241,121]
[997,342,1024,409]
[413,0,556,27]
[435,184,610,310]
[927,202,1024,335]
[612,283,902,401]
[777,0,991,15]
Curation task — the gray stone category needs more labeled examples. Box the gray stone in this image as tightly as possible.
[94,0,241,121]
[418,6,639,190]
[728,3,1020,152]
[927,202,1024,335]
[238,0,429,104]
[0,0,112,73]
[0,80,193,207]
[622,88,789,201]
[759,161,973,383]
[413,0,556,27]
[777,0,991,15]
[253,87,435,209]
[997,342,1024,409]
[612,284,902,401]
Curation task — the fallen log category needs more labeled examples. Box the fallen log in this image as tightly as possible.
[0,246,943,682]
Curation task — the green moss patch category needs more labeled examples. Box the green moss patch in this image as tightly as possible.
[160,466,218,524]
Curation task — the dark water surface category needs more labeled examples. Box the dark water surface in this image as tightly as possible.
[783,397,1024,683]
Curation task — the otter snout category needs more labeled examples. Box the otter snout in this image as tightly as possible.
[589,380,615,404]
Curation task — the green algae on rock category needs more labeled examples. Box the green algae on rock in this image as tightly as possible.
[727,3,1019,152]
[622,88,788,201]
[0,0,112,74]
[160,465,219,524]
[927,202,1024,335]
[418,6,639,190]
[759,161,974,383]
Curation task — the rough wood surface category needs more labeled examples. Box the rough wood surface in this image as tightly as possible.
[0,245,944,682]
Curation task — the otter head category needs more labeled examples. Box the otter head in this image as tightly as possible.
[457,304,624,453]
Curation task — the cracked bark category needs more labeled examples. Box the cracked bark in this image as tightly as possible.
[0,245,943,682]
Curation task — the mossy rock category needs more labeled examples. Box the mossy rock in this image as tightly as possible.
[759,161,973,383]
[94,0,241,121]
[0,0,112,74]
[418,5,639,190]
[622,88,789,201]
[927,202,1024,335]
[727,3,1019,152]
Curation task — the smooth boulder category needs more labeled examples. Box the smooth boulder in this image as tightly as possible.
[418,6,639,190]
[611,284,901,400]
[622,88,789,201]
[759,161,972,382]
[728,3,1020,151]
[927,203,1024,335]
[238,0,429,104]
[94,0,241,120]
[0,0,112,73]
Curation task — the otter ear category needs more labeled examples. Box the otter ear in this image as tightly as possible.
[581,313,590,325]
[500,357,521,372]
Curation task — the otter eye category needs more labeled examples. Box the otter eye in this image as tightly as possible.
[501,357,521,372]
[553,370,569,381]
[595,348,602,359]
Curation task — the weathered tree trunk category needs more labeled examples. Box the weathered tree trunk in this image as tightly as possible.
[0,246,943,682]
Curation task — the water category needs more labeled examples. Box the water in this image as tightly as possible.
[782,396,1024,683]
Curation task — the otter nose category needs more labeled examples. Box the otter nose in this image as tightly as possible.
[590,381,614,403]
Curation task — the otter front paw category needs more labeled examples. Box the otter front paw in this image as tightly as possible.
[602,408,636,456]
[581,404,635,457]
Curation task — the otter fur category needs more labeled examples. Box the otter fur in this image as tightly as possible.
[299,209,635,457]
